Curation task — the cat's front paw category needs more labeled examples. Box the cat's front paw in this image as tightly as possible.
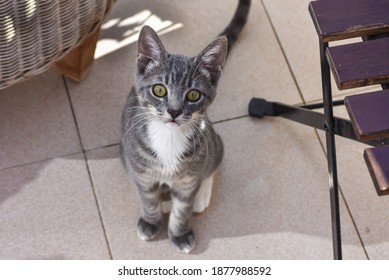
[169,229,196,254]
[137,217,162,241]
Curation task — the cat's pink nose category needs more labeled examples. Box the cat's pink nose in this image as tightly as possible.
[167,109,183,120]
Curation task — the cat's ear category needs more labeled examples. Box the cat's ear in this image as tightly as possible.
[137,25,167,74]
[194,37,228,84]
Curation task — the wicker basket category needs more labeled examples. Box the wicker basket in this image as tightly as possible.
[0,0,115,89]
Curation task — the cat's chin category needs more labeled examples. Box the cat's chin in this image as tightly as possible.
[165,121,180,128]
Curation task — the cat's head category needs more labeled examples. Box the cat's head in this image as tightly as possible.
[135,25,227,128]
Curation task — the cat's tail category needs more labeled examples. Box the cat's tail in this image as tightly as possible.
[219,0,251,53]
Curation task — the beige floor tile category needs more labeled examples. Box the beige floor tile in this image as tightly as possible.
[261,0,322,102]
[67,0,300,150]
[0,70,81,170]
[87,117,365,259]
[0,154,110,259]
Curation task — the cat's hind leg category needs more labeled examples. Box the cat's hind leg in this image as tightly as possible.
[193,172,215,214]
[162,173,216,214]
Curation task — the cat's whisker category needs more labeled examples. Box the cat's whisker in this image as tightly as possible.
[187,120,210,169]
[122,112,154,141]
[185,122,199,164]
[122,108,147,131]
[190,117,212,143]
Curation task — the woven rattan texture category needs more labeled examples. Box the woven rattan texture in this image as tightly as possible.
[0,0,115,89]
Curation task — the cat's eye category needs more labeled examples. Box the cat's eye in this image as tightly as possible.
[152,84,167,98]
[186,89,201,102]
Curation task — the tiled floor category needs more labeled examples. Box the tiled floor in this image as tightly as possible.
[1,0,388,259]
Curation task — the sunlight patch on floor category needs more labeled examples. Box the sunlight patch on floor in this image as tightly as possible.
[95,10,183,59]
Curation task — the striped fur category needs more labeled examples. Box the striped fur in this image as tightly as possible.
[121,1,251,254]
[220,0,251,53]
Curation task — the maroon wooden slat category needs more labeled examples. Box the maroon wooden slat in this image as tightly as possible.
[364,146,389,196]
[345,90,389,141]
[326,38,389,90]
[309,0,389,42]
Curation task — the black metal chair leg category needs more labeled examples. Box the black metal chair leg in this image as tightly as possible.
[320,42,342,260]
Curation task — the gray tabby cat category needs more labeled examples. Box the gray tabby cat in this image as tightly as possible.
[121,0,251,253]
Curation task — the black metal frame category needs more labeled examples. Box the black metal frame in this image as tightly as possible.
[248,98,389,147]
[248,41,388,260]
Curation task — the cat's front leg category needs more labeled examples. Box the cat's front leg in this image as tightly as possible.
[136,182,163,241]
[168,183,199,254]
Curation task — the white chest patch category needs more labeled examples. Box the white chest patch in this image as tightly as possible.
[147,120,190,177]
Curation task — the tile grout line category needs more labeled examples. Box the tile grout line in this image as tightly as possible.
[0,151,84,172]
[212,115,249,125]
[62,76,114,260]
[260,0,306,105]
[314,129,370,259]
[261,0,369,259]
[0,144,121,173]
